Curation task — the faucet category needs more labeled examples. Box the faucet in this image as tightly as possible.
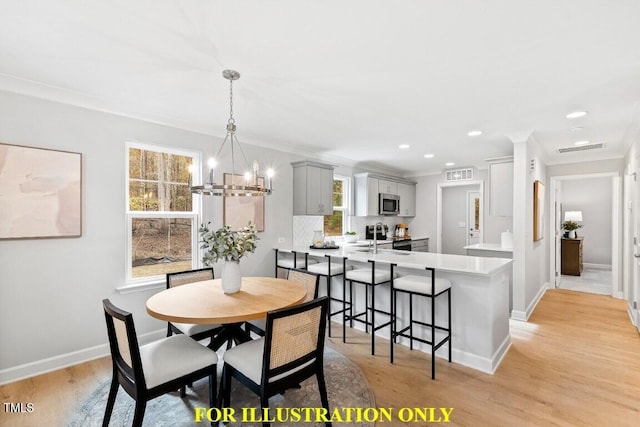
[373,221,384,254]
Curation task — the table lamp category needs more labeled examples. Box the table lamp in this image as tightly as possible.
[564,211,583,238]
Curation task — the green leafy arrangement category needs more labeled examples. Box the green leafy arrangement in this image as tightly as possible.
[345,231,357,235]
[199,222,258,264]
[562,220,583,231]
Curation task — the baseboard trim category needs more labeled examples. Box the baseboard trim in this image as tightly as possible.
[511,282,547,321]
[628,302,638,329]
[347,319,509,375]
[489,334,512,374]
[0,329,165,386]
[583,263,612,270]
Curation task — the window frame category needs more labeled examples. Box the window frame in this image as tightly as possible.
[324,174,351,237]
[124,141,201,287]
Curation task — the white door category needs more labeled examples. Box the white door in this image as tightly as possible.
[467,191,481,245]
[633,160,640,333]
[555,184,562,288]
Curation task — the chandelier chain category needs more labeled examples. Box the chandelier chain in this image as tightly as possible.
[188,69,272,196]
[228,79,234,124]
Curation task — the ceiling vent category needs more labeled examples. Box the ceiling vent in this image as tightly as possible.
[558,143,605,153]
[445,168,473,182]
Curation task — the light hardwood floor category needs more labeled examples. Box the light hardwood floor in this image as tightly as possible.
[2,289,639,426]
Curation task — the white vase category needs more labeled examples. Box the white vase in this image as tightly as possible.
[221,261,241,294]
[568,230,577,239]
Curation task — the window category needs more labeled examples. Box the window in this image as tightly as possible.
[324,175,349,237]
[126,142,200,284]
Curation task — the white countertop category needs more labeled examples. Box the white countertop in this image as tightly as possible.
[275,244,512,276]
[463,243,513,253]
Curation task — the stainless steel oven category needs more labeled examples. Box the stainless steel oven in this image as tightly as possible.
[392,238,412,251]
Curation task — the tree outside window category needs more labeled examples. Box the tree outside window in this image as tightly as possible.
[324,177,347,237]
[127,143,200,282]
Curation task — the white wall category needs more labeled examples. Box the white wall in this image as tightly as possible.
[511,135,548,320]
[0,90,304,382]
[561,177,612,265]
[622,124,640,330]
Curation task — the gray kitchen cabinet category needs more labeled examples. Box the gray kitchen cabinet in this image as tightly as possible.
[378,179,397,195]
[354,172,416,217]
[397,182,416,217]
[354,174,379,216]
[411,238,429,252]
[292,161,334,216]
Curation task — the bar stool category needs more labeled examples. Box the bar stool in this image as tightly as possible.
[343,259,394,355]
[390,265,452,380]
[273,249,317,277]
[306,254,352,337]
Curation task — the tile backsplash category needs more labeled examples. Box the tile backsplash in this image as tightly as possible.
[292,215,401,246]
[292,216,323,246]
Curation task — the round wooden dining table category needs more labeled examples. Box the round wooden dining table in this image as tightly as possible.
[146,276,307,348]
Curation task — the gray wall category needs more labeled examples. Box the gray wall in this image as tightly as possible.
[0,90,303,380]
[511,136,548,320]
[561,177,612,265]
[408,168,512,252]
[442,184,477,255]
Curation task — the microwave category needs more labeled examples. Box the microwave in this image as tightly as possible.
[379,193,400,215]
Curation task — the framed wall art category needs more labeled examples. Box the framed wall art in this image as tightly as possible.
[223,173,265,231]
[0,143,82,239]
[533,179,545,242]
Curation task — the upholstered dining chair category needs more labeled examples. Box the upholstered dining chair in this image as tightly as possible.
[244,269,320,337]
[166,268,224,343]
[221,297,331,427]
[102,299,218,427]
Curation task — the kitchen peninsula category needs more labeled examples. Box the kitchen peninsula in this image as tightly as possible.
[275,245,513,374]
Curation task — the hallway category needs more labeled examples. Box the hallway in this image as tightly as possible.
[559,267,612,295]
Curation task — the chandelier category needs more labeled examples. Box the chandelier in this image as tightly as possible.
[189,69,273,196]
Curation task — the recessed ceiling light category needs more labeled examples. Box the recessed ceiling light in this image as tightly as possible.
[445,162,455,167]
[570,126,584,132]
[566,111,588,119]
[467,130,482,137]
[574,140,590,146]
[424,154,434,159]
[398,144,410,149]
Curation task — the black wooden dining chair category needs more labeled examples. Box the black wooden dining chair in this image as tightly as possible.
[221,297,331,427]
[102,299,218,427]
[166,268,224,343]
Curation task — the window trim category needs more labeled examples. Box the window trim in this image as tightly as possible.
[124,141,202,287]
[324,174,350,237]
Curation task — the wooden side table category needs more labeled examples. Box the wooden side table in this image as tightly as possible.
[561,237,583,276]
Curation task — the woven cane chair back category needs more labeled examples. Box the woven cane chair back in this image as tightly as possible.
[167,268,214,289]
[287,270,320,302]
[267,301,324,372]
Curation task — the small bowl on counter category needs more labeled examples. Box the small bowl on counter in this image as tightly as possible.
[343,233,359,243]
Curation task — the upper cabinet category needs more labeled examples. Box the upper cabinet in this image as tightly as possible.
[397,182,416,217]
[488,158,514,217]
[354,172,416,217]
[378,179,397,195]
[354,174,378,217]
[292,161,335,216]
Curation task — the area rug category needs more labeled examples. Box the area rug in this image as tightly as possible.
[67,347,375,426]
